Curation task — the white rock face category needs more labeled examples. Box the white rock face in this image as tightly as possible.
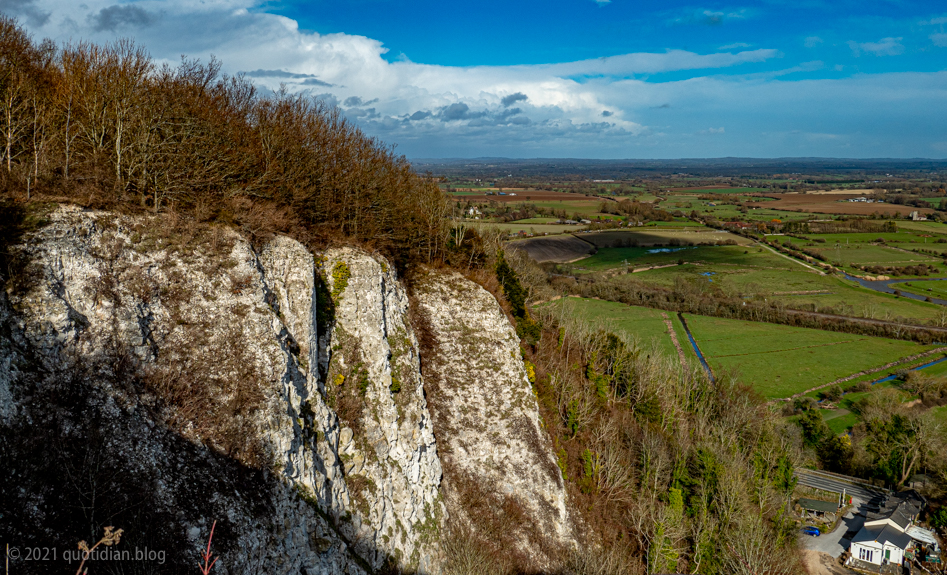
[318,247,443,571]
[0,207,442,573]
[415,270,574,564]
[1,206,572,573]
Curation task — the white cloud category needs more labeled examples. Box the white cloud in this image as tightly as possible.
[932,33,947,48]
[13,0,947,157]
[804,36,823,48]
[719,42,752,50]
[848,37,905,57]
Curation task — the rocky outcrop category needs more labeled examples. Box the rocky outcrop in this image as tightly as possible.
[0,205,572,574]
[415,270,574,565]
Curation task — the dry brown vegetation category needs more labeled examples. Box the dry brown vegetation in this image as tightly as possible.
[0,16,451,266]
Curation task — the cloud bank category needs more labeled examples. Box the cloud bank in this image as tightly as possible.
[12,0,947,158]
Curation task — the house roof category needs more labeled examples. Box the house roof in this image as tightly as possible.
[865,492,924,531]
[798,498,838,513]
[853,525,913,551]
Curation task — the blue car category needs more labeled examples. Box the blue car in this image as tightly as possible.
[801,526,820,537]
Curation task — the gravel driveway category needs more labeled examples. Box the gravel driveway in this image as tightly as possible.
[804,503,866,558]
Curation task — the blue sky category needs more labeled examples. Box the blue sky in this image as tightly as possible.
[7,0,947,158]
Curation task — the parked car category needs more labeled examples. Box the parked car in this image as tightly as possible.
[801,526,820,537]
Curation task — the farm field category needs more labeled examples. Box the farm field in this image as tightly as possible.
[658,193,814,222]
[513,216,560,224]
[775,279,944,323]
[890,280,947,299]
[898,221,947,233]
[747,194,934,217]
[483,222,583,235]
[667,186,768,193]
[539,298,683,359]
[811,243,942,267]
[570,233,943,321]
[580,228,751,248]
[682,314,939,398]
[571,244,795,276]
[508,234,596,262]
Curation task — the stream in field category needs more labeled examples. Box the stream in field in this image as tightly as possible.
[677,312,715,382]
[842,274,947,305]
[870,355,947,384]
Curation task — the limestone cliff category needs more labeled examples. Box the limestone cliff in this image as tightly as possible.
[0,205,572,574]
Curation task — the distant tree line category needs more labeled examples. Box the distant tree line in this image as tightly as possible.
[0,16,451,265]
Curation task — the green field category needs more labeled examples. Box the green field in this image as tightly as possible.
[682,314,938,398]
[541,298,682,359]
[811,243,942,267]
[573,244,794,275]
[898,221,947,233]
[822,410,860,434]
[584,239,942,321]
[774,277,944,322]
[890,280,947,299]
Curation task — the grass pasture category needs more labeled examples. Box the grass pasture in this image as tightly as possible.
[889,280,947,299]
[682,314,938,398]
[540,298,683,359]
[571,244,793,276]
[811,243,943,270]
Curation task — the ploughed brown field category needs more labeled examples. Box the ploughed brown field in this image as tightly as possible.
[507,234,596,262]
[746,194,934,216]
[454,190,611,203]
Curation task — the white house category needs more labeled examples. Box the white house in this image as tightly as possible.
[848,490,925,568]
[850,525,912,566]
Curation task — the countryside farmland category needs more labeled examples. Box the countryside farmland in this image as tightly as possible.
[446,166,947,447]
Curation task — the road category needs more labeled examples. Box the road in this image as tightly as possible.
[796,470,885,559]
[795,469,888,501]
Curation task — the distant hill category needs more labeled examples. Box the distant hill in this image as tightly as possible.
[414,157,947,178]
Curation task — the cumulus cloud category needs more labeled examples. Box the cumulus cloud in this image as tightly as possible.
[719,42,751,50]
[440,103,473,121]
[804,36,823,48]
[89,4,157,31]
[501,92,528,107]
[848,37,905,57]
[699,127,725,134]
[932,34,947,47]
[12,0,947,157]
